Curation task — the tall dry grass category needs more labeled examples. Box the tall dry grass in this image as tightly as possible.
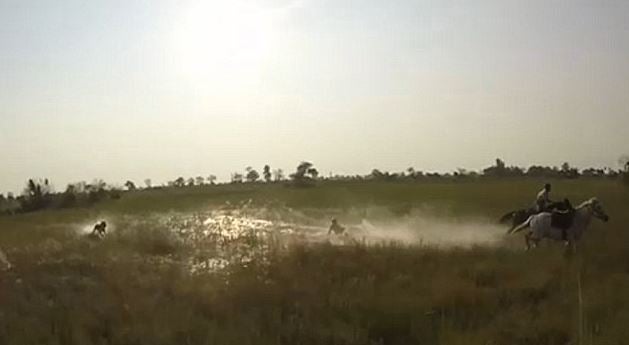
[0,179,627,344]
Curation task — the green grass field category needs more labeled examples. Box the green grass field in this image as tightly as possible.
[1,179,628,344]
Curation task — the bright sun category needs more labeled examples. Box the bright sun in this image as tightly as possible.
[172,1,275,84]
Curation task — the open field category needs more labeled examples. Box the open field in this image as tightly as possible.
[1,179,628,344]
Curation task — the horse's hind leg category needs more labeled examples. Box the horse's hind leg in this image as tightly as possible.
[525,232,540,251]
[563,241,576,258]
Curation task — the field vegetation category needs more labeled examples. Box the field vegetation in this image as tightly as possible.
[1,176,628,344]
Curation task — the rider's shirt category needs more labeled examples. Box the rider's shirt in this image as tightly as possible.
[536,189,550,209]
[537,189,549,202]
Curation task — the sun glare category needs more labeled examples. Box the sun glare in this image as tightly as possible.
[172,1,275,84]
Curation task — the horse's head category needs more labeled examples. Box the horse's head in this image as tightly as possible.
[581,197,609,222]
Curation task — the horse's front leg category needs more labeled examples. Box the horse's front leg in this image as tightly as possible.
[570,240,577,254]
[563,240,577,258]
[531,236,540,249]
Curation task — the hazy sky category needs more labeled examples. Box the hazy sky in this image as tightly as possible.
[1,0,628,193]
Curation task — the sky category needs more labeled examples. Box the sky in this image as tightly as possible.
[1,0,628,193]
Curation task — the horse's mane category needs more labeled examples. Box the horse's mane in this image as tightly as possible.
[576,197,599,209]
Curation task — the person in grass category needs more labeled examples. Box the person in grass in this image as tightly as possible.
[328,218,346,235]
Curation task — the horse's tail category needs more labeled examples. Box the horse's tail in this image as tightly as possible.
[499,211,515,224]
[510,216,533,234]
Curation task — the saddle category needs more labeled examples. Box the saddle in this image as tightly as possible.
[551,209,575,230]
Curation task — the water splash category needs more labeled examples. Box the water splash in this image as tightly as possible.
[69,203,507,274]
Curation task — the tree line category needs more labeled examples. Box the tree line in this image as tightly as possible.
[2,158,628,215]
[0,178,121,215]
[328,158,628,182]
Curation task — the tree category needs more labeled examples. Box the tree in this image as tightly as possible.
[454,168,470,178]
[483,158,507,177]
[616,156,629,185]
[604,167,620,178]
[308,167,319,179]
[173,177,186,187]
[124,180,137,191]
[187,178,195,187]
[619,155,629,172]
[21,178,54,212]
[60,184,78,208]
[272,169,284,182]
[195,176,205,186]
[263,165,272,182]
[290,162,319,186]
[292,161,312,180]
[231,173,243,184]
[87,179,107,193]
[24,178,52,197]
[482,158,525,178]
[292,161,319,180]
[406,167,416,179]
[245,167,260,183]
[86,179,109,204]
[72,181,87,193]
[144,179,152,189]
[509,166,525,177]
[581,168,603,178]
[526,165,558,178]
[496,158,505,170]
[207,175,217,185]
[370,169,385,180]
[560,162,579,179]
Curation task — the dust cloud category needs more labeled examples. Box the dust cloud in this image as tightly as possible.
[75,205,506,248]
[165,204,507,248]
[63,204,509,274]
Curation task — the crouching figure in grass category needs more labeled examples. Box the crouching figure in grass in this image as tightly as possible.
[89,221,107,240]
[328,218,346,236]
[510,198,609,251]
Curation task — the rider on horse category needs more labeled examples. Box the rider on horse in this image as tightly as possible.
[504,183,575,239]
[535,183,575,241]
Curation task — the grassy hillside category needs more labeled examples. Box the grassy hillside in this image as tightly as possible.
[0,179,628,344]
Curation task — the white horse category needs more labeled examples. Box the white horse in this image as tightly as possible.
[510,197,609,250]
